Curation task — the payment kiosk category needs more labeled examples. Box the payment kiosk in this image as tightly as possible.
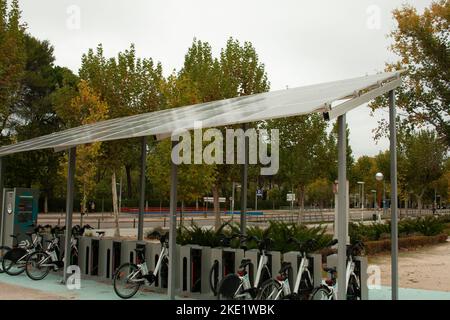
[0,188,39,247]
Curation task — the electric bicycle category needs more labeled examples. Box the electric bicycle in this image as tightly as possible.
[310,240,364,300]
[1,225,44,276]
[113,232,169,299]
[216,234,273,300]
[25,226,81,280]
[257,238,337,300]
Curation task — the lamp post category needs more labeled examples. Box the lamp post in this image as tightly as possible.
[375,172,385,221]
[357,181,365,222]
[371,189,377,210]
[232,183,241,220]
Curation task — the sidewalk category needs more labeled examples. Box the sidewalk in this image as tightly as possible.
[1,272,450,300]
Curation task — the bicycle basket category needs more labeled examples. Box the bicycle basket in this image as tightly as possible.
[5,248,27,262]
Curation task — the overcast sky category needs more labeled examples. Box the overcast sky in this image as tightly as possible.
[18,0,433,158]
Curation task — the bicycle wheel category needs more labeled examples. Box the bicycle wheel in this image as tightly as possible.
[0,246,11,273]
[256,279,282,300]
[209,260,219,295]
[2,248,27,276]
[346,275,361,300]
[113,263,143,299]
[26,251,51,280]
[216,274,242,300]
[311,286,333,300]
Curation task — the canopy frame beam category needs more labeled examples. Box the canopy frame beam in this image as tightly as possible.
[62,147,76,284]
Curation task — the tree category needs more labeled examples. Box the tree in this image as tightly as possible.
[265,114,339,223]
[147,138,216,225]
[167,38,270,230]
[371,1,450,146]
[4,34,78,212]
[79,44,165,236]
[0,0,25,144]
[306,178,334,209]
[60,81,108,220]
[402,130,446,210]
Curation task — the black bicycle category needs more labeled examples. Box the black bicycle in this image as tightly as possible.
[1,225,44,276]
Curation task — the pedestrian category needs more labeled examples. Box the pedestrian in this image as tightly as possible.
[432,203,436,215]
[91,201,95,213]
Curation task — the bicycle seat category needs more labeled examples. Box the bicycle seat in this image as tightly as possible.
[96,231,105,236]
[134,247,145,252]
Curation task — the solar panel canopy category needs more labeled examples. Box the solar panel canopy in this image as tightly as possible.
[0,71,402,156]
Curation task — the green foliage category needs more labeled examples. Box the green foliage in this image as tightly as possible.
[350,216,446,242]
[364,234,448,255]
[176,220,332,253]
[371,0,450,145]
[176,221,237,247]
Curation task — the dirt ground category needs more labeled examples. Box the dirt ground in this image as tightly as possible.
[0,282,68,300]
[369,239,450,292]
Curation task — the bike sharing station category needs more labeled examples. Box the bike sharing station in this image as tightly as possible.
[0,71,403,300]
[0,187,39,248]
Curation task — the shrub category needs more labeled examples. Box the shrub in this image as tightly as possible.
[364,233,448,255]
[174,221,333,253]
[350,216,446,243]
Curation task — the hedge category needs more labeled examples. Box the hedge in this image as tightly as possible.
[364,233,448,255]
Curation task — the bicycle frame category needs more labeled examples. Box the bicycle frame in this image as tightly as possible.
[127,244,168,285]
[10,233,42,266]
[233,250,270,299]
[320,256,359,300]
[273,252,313,299]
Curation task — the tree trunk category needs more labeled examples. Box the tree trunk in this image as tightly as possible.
[112,171,120,237]
[44,193,48,214]
[180,200,184,226]
[125,164,132,199]
[212,184,221,231]
[416,189,425,216]
[297,186,305,225]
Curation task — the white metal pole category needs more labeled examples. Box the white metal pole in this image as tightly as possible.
[389,89,399,300]
[138,136,147,241]
[231,182,235,214]
[240,123,248,235]
[337,114,347,300]
[168,140,178,300]
[62,147,76,284]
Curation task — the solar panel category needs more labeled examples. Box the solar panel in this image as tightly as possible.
[0,72,401,156]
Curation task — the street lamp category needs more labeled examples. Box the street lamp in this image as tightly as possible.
[357,181,365,222]
[375,172,386,221]
[371,189,377,209]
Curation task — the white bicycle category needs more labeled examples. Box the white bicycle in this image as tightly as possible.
[257,238,337,300]
[310,240,364,300]
[216,234,272,300]
[113,232,169,299]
